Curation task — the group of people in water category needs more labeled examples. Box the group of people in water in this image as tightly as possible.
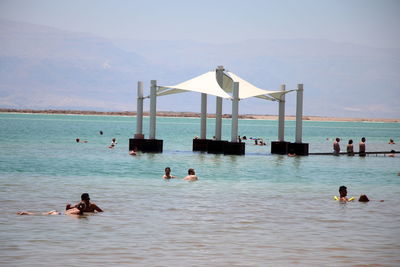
[163,167,198,181]
[333,137,366,156]
[336,185,383,203]
[76,130,118,149]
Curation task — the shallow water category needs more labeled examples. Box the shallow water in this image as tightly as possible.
[0,113,399,266]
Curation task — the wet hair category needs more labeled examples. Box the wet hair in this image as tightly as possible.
[76,138,80,142]
[81,193,90,201]
[188,168,195,175]
[165,167,171,172]
[348,139,353,144]
[358,195,369,202]
[339,186,347,192]
[361,137,366,142]
[336,138,340,142]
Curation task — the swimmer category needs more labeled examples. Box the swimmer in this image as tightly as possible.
[17,204,84,216]
[388,150,396,157]
[99,130,103,135]
[163,167,176,179]
[108,138,117,148]
[288,149,296,157]
[388,139,395,144]
[183,168,198,181]
[358,194,384,202]
[76,138,88,143]
[129,147,137,156]
[66,193,103,213]
[337,185,354,202]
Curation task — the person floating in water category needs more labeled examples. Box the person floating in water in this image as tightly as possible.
[333,138,340,155]
[335,185,354,202]
[359,137,366,157]
[183,168,198,181]
[17,200,88,216]
[109,138,117,148]
[163,167,176,179]
[66,193,103,213]
[129,147,137,156]
[76,138,88,143]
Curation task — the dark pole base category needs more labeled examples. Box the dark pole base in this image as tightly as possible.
[207,140,228,154]
[193,139,211,152]
[129,138,163,153]
[224,142,245,155]
[271,141,290,155]
[288,142,309,156]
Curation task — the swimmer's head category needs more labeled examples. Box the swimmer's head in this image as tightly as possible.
[348,139,353,144]
[339,186,347,197]
[81,193,90,201]
[188,168,195,175]
[76,138,80,142]
[336,138,340,142]
[358,195,369,202]
[165,167,171,173]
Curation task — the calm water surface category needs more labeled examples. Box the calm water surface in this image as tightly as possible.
[0,113,399,266]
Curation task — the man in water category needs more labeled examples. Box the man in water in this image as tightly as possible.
[359,137,366,157]
[163,167,176,179]
[66,193,103,213]
[183,168,198,181]
[338,185,350,202]
[333,138,340,155]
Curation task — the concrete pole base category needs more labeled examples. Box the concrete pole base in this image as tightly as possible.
[271,141,290,155]
[193,139,211,152]
[129,138,163,153]
[223,142,245,155]
[288,143,309,156]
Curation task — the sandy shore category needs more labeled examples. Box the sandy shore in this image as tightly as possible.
[1,109,399,123]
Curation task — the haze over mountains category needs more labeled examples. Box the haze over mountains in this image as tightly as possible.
[1,19,399,118]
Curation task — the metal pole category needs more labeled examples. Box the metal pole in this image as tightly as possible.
[215,66,224,141]
[135,81,144,138]
[231,82,239,142]
[200,93,207,139]
[295,84,303,143]
[149,80,157,139]
[278,84,286,142]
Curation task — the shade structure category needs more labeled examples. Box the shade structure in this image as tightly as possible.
[157,69,294,101]
[224,72,294,101]
[157,71,232,99]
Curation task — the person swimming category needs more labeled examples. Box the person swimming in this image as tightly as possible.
[66,193,103,213]
[183,168,198,181]
[163,167,176,179]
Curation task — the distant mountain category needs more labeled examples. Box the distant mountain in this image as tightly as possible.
[1,19,399,118]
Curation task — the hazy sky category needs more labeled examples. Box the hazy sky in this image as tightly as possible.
[1,0,399,48]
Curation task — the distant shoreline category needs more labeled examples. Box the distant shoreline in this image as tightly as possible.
[0,108,399,123]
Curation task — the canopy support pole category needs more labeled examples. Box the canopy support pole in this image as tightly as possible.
[149,80,157,140]
[295,84,303,143]
[278,84,286,142]
[215,97,222,140]
[230,82,239,142]
[134,81,144,139]
[200,93,207,139]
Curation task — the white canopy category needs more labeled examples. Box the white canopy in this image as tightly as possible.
[157,69,294,101]
[157,71,231,99]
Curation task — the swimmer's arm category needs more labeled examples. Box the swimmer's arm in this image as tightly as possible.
[92,204,103,212]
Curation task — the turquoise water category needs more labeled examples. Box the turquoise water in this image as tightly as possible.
[0,113,399,266]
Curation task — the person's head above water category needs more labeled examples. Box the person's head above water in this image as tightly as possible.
[358,194,369,202]
[81,193,90,202]
[339,186,347,197]
[188,168,195,175]
[165,167,171,174]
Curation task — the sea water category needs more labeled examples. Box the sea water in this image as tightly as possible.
[0,113,399,266]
